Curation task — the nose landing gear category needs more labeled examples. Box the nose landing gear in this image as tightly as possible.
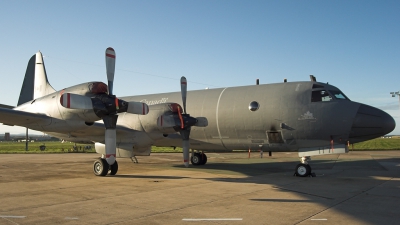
[294,156,316,177]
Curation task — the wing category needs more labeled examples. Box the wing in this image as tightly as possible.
[0,107,51,127]
[48,121,138,142]
[0,107,146,145]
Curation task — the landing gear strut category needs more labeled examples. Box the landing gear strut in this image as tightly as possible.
[294,156,316,177]
[130,155,138,163]
[191,152,207,166]
[93,157,119,176]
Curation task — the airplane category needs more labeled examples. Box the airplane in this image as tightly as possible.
[0,48,395,178]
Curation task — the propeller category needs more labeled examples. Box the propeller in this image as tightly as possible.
[103,47,118,166]
[160,77,208,167]
[156,77,207,167]
[105,48,115,95]
[179,77,190,167]
[60,47,149,166]
[181,77,187,114]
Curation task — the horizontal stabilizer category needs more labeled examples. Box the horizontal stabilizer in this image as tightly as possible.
[0,104,14,109]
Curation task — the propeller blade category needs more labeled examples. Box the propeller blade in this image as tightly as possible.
[179,129,191,167]
[182,139,190,167]
[126,102,149,115]
[105,128,116,165]
[103,115,118,166]
[195,117,208,127]
[60,93,93,109]
[105,47,116,95]
[180,76,187,114]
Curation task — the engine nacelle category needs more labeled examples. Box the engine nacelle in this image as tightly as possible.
[62,82,108,96]
[56,82,108,122]
[138,103,208,134]
[138,103,177,133]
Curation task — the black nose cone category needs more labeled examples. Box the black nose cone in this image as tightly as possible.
[349,104,395,143]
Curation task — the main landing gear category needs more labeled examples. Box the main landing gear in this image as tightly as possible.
[93,157,119,176]
[191,152,207,166]
[294,156,316,177]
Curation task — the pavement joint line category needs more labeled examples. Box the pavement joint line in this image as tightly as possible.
[4,174,221,215]
[0,216,26,218]
[182,218,243,221]
[294,177,396,225]
[272,186,334,200]
[1,217,21,225]
[131,183,275,221]
[65,217,79,220]
[371,156,392,171]
[3,177,217,213]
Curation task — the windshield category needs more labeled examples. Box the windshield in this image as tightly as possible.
[311,83,350,102]
[311,90,333,102]
[329,90,349,100]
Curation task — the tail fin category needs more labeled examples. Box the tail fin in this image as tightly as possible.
[18,51,56,105]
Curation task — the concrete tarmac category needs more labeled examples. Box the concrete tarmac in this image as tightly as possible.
[0,151,399,225]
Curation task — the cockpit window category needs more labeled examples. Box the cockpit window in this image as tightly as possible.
[329,90,349,100]
[311,90,333,102]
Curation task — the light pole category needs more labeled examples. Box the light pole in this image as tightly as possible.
[390,91,400,111]
[390,91,399,98]
[390,91,400,104]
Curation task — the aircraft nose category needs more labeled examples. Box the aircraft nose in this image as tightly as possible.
[349,104,396,143]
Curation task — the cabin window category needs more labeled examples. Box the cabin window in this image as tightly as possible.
[311,90,333,102]
[249,101,260,111]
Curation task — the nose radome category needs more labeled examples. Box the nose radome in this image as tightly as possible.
[349,104,396,143]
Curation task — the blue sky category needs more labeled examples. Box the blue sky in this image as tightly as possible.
[0,0,399,135]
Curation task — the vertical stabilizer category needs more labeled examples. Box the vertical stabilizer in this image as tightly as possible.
[18,52,56,105]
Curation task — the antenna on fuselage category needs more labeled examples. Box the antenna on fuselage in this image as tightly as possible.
[309,75,316,82]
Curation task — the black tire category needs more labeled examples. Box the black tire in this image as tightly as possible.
[93,158,109,176]
[191,153,201,165]
[108,160,119,175]
[295,163,311,177]
[200,153,207,165]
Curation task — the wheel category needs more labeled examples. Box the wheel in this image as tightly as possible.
[191,153,201,165]
[93,158,109,176]
[295,163,311,177]
[108,160,119,175]
[200,153,207,165]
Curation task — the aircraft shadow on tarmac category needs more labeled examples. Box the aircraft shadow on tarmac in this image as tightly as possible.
[173,155,400,224]
[172,156,398,179]
[112,175,189,179]
[250,199,313,203]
